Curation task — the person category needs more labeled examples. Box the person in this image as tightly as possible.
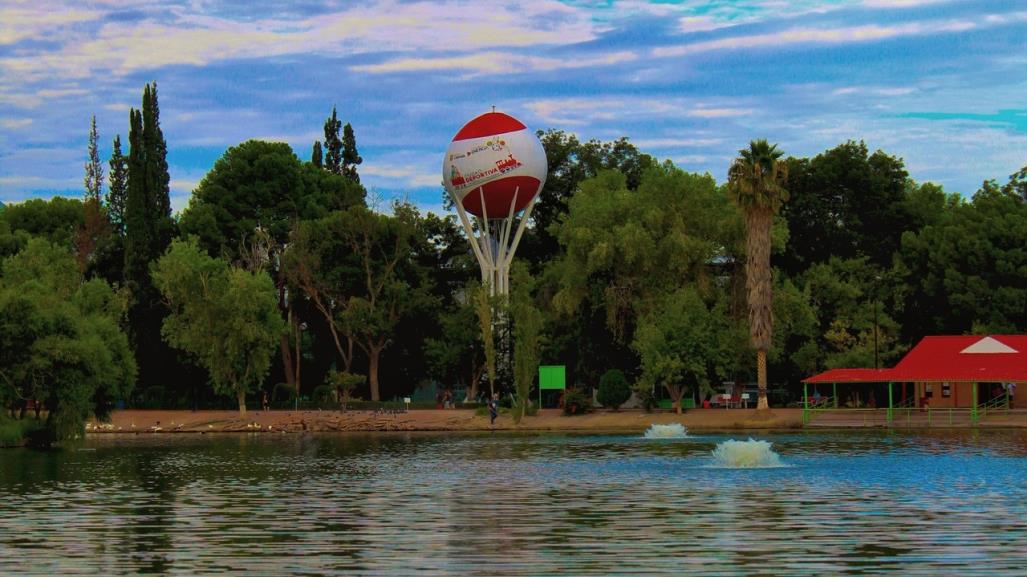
[868,390,876,409]
[488,396,498,426]
[1007,382,1017,408]
[262,390,270,412]
[811,389,822,406]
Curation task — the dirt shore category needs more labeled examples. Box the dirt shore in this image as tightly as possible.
[86,407,806,434]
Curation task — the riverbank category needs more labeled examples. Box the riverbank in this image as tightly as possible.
[83,406,1027,434]
[86,407,805,434]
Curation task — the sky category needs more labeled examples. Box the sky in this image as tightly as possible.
[1,0,1025,214]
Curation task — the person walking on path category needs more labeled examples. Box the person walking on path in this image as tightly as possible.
[489,396,498,426]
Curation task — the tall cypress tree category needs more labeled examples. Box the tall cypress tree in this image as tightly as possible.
[107,135,128,235]
[311,141,323,168]
[323,106,342,175]
[84,115,104,202]
[124,107,150,289]
[341,122,362,184]
[124,82,175,390]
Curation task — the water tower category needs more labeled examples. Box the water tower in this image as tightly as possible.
[442,110,547,295]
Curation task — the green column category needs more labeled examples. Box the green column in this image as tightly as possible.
[833,383,838,408]
[972,382,978,425]
[887,382,893,425]
[803,382,809,425]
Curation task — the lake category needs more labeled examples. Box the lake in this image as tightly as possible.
[2,430,1026,575]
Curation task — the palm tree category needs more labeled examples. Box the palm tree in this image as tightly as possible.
[727,139,789,411]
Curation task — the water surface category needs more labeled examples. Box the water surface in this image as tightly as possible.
[2,430,1026,575]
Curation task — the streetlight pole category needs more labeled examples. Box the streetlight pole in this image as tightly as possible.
[873,275,881,370]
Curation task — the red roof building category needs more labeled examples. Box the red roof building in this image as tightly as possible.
[804,335,1027,409]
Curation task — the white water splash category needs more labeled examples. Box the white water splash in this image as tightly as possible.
[710,438,785,468]
[643,423,689,439]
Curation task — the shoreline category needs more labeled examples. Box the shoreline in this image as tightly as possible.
[83,407,1027,434]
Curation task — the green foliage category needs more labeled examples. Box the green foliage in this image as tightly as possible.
[472,283,498,397]
[780,141,910,274]
[179,140,363,261]
[341,122,362,183]
[0,197,84,256]
[325,370,365,410]
[562,389,592,416]
[510,263,543,423]
[0,239,135,444]
[84,115,104,202]
[106,134,128,234]
[596,369,631,410]
[633,288,738,412]
[323,106,343,175]
[153,238,284,413]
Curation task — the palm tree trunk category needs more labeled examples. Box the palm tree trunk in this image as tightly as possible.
[757,349,769,410]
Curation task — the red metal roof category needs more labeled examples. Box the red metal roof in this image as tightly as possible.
[803,335,1027,383]
[803,368,897,383]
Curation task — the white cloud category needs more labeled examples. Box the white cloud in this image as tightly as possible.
[654,13,1027,58]
[632,137,724,148]
[361,165,441,188]
[0,118,33,129]
[688,107,752,118]
[351,50,637,76]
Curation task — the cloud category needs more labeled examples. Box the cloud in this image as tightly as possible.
[352,50,637,76]
[360,165,441,188]
[632,138,724,148]
[688,107,752,118]
[0,118,33,129]
[0,5,98,45]
[0,0,601,84]
[653,13,1027,58]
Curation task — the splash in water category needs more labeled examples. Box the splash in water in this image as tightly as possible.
[643,423,689,439]
[710,438,785,468]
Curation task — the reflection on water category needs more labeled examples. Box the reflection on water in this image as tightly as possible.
[2,430,1027,575]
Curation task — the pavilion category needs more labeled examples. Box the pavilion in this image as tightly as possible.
[802,335,1027,425]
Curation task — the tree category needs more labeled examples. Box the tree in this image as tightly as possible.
[524,130,657,264]
[285,205,432,401]
[424,292,485,402]
[107,135,128,234]
[341,122,362,183]
[76,116,110,273]
[0,239,135,444]
[84,115,103,203]
[510,263,542,423]
[473,283,498,398]
[779,141,909,274]
[597,369,630,410]
[633,288,730,414]
[547,163,737,392]
[311,141,323,168]
[153,239,284,414]
[323,106,343,175]
[124,82,176,391]
[728,139,789,411]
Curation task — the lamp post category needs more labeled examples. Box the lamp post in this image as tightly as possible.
[872,275,882,370]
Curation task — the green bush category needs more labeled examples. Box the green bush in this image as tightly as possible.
[312,384,336,406]
[562,389,593,416]
[0,416,45,447]
[272,383,296,407]
[632,382,657,413]
[597,369,631,410]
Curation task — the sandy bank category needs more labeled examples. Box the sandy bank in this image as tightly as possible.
[86,408,805,434]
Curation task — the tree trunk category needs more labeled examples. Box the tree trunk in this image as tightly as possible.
[757,348,769,410]
[279,333,295,387]
[368,345,382,401]
[668,385,684,414]
[237,389,247,415]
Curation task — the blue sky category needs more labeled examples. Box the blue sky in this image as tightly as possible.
[1,0,1025,214]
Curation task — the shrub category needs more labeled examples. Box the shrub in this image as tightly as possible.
[312,384,336,406]
[632,382,657,413]
[562,389,593,416]
[597,369,631,410]
[272,382,296,406]
[0,417,44,447]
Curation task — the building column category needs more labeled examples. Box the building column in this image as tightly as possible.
[833,383,838,408]
[803,382,809,425]
[887,382,893,425]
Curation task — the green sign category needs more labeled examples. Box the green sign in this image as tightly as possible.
[539,365,566,390]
